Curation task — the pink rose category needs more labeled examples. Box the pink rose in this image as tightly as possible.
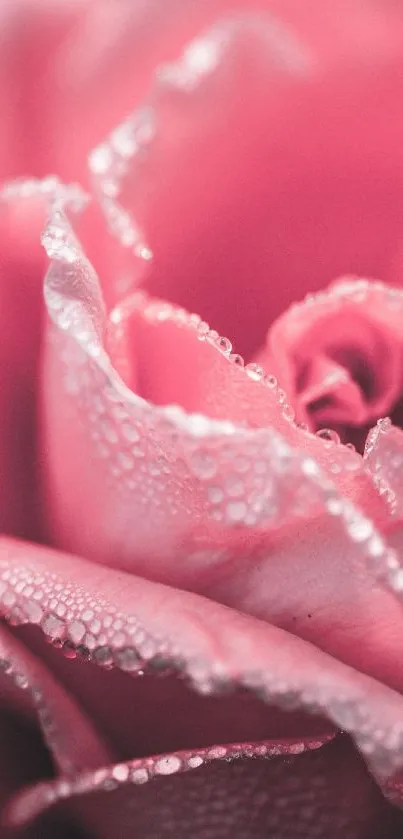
[2,2,403,837]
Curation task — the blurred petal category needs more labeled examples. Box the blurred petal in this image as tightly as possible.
[0,708,54,835]
[0,0,92,179]
[52,0,301,182]
[86,3,403,355]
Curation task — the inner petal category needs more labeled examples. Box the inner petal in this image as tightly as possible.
[260,279,403,450]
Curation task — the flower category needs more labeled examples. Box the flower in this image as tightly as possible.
[2,1,403,837]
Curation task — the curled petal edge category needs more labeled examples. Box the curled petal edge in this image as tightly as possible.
[2,538,403,790]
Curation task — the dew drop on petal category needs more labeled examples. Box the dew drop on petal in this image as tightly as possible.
[316,428,341,444]
[188,450,217,480]
[155,756,182,775]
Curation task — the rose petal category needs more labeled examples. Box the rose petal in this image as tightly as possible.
[17,627,332,762]
[10,736,335,825]
[258,278,403,447]
[3,538,403,785]
[40,204,403,695]
[364,419,403,520]
[0,622,109,776]
[9,736,403,839]
[71,288,403,691]
[87,3,403,354]
[105,290,298,427]
[208,511,403,693]
[0,179,85,539]
[0,0,93,178]
[40,202,403,698]
[41,203,389,572]
[0,707,53,833]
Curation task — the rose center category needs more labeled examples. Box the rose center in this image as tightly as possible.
[259,280,403,452]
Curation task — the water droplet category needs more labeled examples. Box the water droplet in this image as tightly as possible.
[316,428,341,444]
[208,746,227,759]
[94,646,114,666]
[265,374,278,389]
[235,456,250,473]
[229,353,244,367]
[155,756,182,775]
[68,620,86,644]
[41,613,65,640]
[207,486,224,505]
[24,601,43,624]
[115,647,141,672]
[188,755,204,768]
[216,336,232,354]
[377,417,392,432]
[226,501,247,523]
[225,475,244,498]
[196,321,210,340]
[347,517,373,543]
[282,403,295,421]
[121,423,140,443]
[189,450,217,480]
[245,363,264,382]
[112,764,130,783]
[131,767,148,784]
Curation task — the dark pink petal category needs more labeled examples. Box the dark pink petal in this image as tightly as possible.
[0,179,87,540]
[105,290,299,427]
[8,736,403,839]
[17,624,332,763]
[0,622,109,776]
[0,706,54,836]
[3,538,403,786]
[0,188,44,537]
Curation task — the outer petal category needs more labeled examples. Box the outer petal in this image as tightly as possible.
[0,179,85,538]
[0,615,110,836]
[9,737,403,839]
[3,538,403,788]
